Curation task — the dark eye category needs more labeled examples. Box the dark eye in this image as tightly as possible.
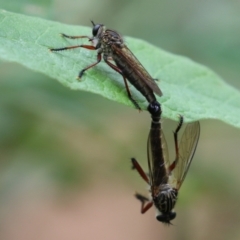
[92,24,101,36]
[156,212,176,223]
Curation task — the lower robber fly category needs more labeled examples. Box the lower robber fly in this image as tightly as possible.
[132,102,200,224]
[50,21,162,111]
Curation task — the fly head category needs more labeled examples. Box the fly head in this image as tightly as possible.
[153,187,178,224]
[90,21,105,48]
[156,211,176,225]
[91,21,104,36]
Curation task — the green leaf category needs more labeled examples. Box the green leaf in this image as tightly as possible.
[0,9,240,127]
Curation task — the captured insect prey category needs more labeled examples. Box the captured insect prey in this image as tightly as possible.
[50,21,162,111]
[132,104,200,224]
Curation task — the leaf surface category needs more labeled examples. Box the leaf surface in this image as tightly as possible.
[1,9,240,127]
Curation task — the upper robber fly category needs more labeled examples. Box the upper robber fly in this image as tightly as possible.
[132,103,200,224]
[50,21,162,111]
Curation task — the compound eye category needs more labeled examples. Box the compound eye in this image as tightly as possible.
[156,212,176,224]
[92,24,101,36]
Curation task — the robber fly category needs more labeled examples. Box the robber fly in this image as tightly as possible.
[132,102,200,224]
[50,21,162,111]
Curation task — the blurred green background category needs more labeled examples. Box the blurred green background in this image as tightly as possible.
[0,0,240,239]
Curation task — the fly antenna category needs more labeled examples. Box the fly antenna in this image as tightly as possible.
[90,20,95,26]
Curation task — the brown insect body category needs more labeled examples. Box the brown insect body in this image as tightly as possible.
[50,22,162,110]
[97,28,162,104]
[148,105,178,222]
[147,107,167,187]
[132,103,200,224]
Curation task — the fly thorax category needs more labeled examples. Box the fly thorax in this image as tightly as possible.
[102,30,124,56]
[105,29,123,45]
[101,44,112,58]
[153,185,178,214]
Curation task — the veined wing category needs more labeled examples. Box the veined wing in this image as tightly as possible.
[111,44,162,96]
[161,130,180,188]
[147,133,154,187]
[160,130,170,170]
[174,121,200,190]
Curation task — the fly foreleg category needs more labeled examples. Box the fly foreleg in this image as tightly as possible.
[50,40,102,79]
[49,34,92,51]
[60,34,91,40]
[49,41,96,52]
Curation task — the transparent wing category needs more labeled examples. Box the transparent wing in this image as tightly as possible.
[174,121,200,190]
[161,131,170,170]
[147,133,154,187]
[161,129,179,188]
[111,44,162,96]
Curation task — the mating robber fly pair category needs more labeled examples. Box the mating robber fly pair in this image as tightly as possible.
[50,21,200,224]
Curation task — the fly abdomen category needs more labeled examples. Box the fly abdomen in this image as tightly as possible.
[150,120,168,186]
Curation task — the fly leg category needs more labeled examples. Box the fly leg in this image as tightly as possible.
[131,158,153,213]
[78,53,102,78]
[131,158,149,184]
[135,193,153,213]
[49,44,96,52]
[50,40,102,79]
[49,33,94,52]
[104,58,141,111]
[60,34,91,40]
[168,115,184,172]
